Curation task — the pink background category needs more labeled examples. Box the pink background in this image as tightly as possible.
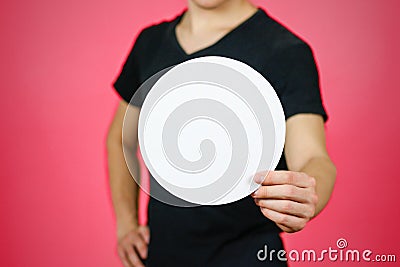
[1,0,399,266]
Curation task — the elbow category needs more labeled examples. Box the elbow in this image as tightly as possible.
[332,162,337,178]
[328,157,337,182]
[106,127,137,155]
[106,127,121,152]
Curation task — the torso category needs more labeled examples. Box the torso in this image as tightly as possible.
[128,8,313,266]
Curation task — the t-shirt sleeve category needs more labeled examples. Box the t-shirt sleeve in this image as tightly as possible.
[279,43,328,122]
[112,30,146,104]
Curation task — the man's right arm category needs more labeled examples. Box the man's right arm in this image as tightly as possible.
[107,100,149,267]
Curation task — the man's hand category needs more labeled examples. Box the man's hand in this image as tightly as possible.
[117,226,150,267]
[252,171,318,233]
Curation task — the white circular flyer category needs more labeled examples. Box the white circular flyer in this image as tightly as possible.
[123,56,285,206]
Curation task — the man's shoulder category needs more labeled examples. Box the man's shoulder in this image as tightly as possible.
[256,9,312,53]
[137,15,179,42]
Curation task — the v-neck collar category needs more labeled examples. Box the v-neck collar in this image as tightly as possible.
[171,8,263,57]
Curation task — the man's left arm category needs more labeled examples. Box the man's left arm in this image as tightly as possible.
[252,113,336,233]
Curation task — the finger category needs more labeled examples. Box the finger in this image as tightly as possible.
[276,223,295,233]
[255,171,315,188]
[255,199,315,218]
[125,244,144,267]
[132,235,148,260]
[260,207,307,232]
[117,246,132,267]
[252,184,315,203]
[138,227,150,244]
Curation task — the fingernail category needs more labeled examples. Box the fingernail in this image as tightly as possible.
[254,175,263,184]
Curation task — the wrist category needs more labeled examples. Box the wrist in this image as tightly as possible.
[116,217,138,240]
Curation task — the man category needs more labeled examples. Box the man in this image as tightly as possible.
[107,0,336,266]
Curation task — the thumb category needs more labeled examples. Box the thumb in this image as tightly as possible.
[139,226,150,244]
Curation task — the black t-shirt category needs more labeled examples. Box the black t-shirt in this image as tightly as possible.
[113,8,327,267]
